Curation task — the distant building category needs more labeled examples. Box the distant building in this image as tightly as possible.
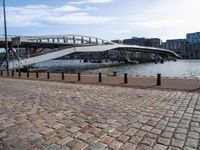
[111,40,123,44]
[186,32,200,44]
[123,37,161,48]
[185,32,200,58]
[161,39,186,58]
[123,37,147,46]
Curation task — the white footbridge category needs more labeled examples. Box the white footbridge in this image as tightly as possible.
[0,34,179,70]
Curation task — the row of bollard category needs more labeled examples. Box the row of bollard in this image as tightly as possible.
[0,70,162,86]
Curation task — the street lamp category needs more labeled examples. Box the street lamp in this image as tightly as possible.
[3,0,9,76]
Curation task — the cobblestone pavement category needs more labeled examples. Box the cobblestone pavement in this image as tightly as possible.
[0,78,200,150]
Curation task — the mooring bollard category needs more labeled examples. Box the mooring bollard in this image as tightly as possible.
[157,73,161,86]
[47,72,50,79]
[78,72,81,81]
[99,73,102,82]
[27,71,29,78]
[18,71,21,77]
[36,72,39,78]
[113,72,117,76]
[1,70,2,76]
[61,72,65,80]
[124,73,128,84]
[12,71,14,77]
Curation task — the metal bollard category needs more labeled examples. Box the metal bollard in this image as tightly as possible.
[18,71,21,77]
[1,70,2,76]
[47,72,50,79]
[36,72,39,78]
[12,71,14,77]
[78,72,81,81]
[157,73,161,86]
[61,72,65,80]
[113,72,117,76]
[99,73,102,82]
[27,71,29,78]
[124,73,128,84]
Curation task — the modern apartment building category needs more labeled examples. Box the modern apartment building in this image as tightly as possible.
[161,39,186,58]
[185,32,200,58]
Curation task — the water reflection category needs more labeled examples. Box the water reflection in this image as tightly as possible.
[36,59,200,78]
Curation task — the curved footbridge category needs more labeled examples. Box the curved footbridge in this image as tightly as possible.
[0,34,179,69]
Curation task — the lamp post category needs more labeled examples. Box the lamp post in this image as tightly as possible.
[3,0,9,76]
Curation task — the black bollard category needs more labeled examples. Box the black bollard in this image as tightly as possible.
[12,71,14,77]
[157,73,161,86]
[61,72,65,80]
[1,70,2,76]
[124,73,128,84]
[36,72,39,78]
[27,71,29,78]
[18,71,21,77]
[47,72,50,79]
[99,73,102,82]
[78,73,81,81]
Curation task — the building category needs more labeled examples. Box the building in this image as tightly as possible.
[161,39,186,58]
[148,38,162,48]
[185,32,200,58]
[111,40,123,44]
[186,32,200,44]
[123,37,161,48]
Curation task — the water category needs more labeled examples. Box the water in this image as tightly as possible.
[36,59,200,78]
[112,59,200,78]
[35,59,119,73]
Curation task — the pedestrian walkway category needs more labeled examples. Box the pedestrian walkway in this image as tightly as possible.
[1,71,200,92]
[0,78,200,149]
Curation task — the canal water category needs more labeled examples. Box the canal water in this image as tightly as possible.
[36,59,200,78]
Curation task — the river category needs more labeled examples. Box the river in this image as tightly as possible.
[35,59,200,78]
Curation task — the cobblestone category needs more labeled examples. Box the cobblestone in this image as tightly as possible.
[0,78,200,149]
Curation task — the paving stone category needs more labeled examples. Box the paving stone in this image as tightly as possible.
[100,135,114,144]
[141,137,155,147]
[66,139,88,149]
[171,138,184,148]
[67,127,81,133]
[168,146,181,150]
[57,136,73,146]
[124,128,137,136]
[176,128,187,134]
[108,129,122,137]
[141,125,153,132]
[161,131,173,138]
[40,128,56,139]
[1,78,200,149]
[43,144,61,150]
[137,144,152,150]
[153,144,167,150]
[129,136,142,144]
[151,128,161,135]
[185,138,198,148]
[117,135,129,143]
[157,137,170,146]
[188,132,199,139]
[183,146,197,150]
[28,133,42,144]
[120,142,137,150]
[89,142,107,150]
[174,133,186,140]
[109,140,123,150]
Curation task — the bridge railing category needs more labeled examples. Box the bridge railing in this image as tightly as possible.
[11,35,114,46]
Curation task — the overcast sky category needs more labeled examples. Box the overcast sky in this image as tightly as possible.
[0,0,200,41]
